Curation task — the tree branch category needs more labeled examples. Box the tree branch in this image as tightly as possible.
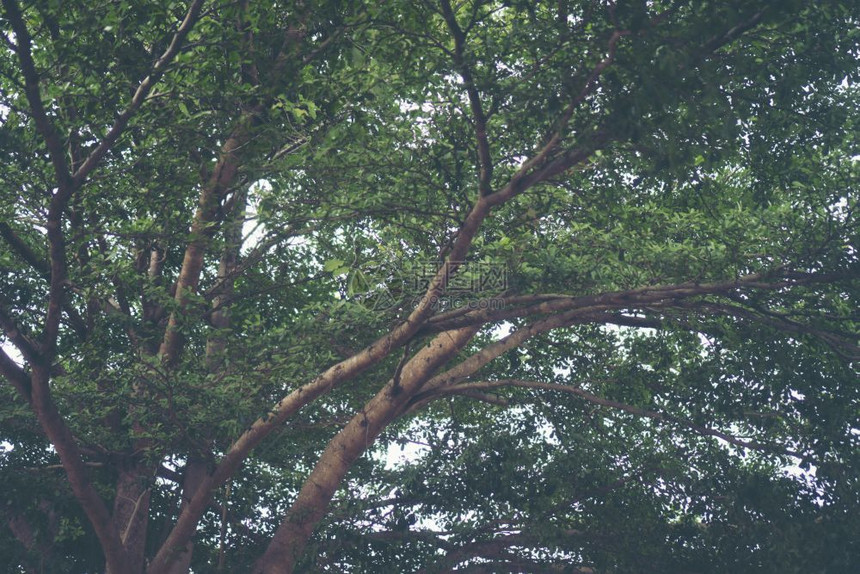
[151,170,512,571]
[148,7,792,566]
[406,306,602,415]
[692,300,860,360]
[501,27,629,200]
[253,325,479,573]
[440,0,493,196]
[72,0,207,186]
[422,269,817,333]
[0,222,88,339]
[27,366,131,572]
[414,529,594,574]
[1,0,73,189]
[700,6,769,55]
[0,222,49,277]
[0,303,42,365]
[0,346,30,400]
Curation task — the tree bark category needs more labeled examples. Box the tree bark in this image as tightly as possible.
[28,366,132,573]
[252,326,479,574]
[160,461,209,574]
[111,467,152,574]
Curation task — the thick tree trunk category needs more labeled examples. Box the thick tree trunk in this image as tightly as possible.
[160,461,208,574]
[111,467,152,574]
[252,326,478,574]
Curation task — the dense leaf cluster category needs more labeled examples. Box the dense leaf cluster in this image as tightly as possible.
[0,1,858,572]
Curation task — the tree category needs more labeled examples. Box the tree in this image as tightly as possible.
[0,0,858,572]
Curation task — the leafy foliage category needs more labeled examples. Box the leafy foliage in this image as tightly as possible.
[0,1,858,573]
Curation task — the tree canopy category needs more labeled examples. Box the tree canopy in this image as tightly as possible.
[1,1,858,572]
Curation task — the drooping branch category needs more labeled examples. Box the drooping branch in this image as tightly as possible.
[407,271,856,420]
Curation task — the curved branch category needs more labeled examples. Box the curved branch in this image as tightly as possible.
[27,365,132,572]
